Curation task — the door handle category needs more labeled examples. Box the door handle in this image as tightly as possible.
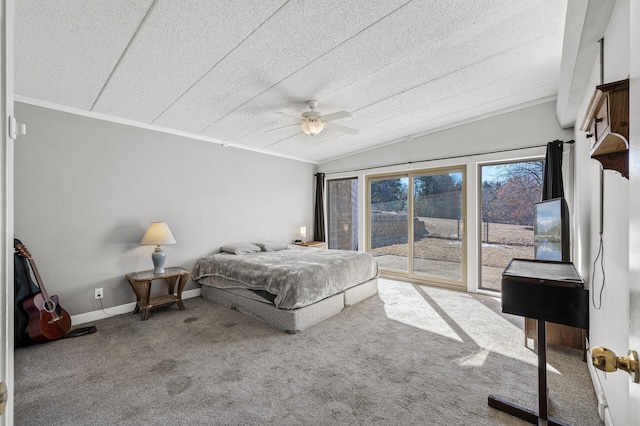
[591,347,639,383]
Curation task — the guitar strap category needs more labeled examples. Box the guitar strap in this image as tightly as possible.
[14,238,40,347]
[63,326,97,339]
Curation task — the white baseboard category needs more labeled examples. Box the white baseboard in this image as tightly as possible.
[70,288,201,325]
[586,339,609,423]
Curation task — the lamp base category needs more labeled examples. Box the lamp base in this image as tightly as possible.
[151,246,166,274]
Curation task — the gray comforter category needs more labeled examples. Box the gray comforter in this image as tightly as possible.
[192,247,379,309]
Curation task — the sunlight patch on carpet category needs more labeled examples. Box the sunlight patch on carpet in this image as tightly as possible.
[457,348,490,367]
[378,279,463,342]
[378,279,543,368]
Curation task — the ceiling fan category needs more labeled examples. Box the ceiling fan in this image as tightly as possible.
[269,100,359,136]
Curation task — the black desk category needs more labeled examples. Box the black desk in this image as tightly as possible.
[488,259,588,426]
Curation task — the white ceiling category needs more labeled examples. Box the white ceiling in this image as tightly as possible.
[15,0,567,164]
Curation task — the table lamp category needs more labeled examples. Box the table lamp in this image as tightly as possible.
[293,226,307,244]
[140,222,176,274]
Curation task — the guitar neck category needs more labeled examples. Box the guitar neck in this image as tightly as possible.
[27,257,51,303]
[16,243,56,308]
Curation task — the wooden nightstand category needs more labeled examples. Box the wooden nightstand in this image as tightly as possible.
[126,267,190,320]
[295,241,328,249]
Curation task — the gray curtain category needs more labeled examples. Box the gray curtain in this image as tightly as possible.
[314,173,326,242]
[540,140,570,261]
[542,140,565,201]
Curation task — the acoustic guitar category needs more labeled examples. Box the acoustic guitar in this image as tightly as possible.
[16,243,71,342]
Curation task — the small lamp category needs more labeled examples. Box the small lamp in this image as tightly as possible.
[140,222,176,274]
[299,226,307,243]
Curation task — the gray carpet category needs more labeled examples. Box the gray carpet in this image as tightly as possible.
[14,279,603,425]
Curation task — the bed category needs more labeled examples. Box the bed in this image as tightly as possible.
[192,242,379,333]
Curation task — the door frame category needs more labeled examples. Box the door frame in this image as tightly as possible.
[1,0,14,424]
[628,0,640,420]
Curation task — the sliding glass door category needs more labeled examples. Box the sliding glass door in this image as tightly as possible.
[369,176,409,272]
[412,170,464,283]
[367,167,465,289]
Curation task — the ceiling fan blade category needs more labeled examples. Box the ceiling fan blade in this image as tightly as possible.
[326,122,359,135]
[265,123,300,133]
[319,111,351,122]
[276,111,301,120]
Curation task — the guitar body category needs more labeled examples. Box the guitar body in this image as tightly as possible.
[23,293,71,342]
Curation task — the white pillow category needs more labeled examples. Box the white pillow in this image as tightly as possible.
[220,242,261,255]
[254,241,287,252]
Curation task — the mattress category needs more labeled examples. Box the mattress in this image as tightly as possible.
[193,247,379,309]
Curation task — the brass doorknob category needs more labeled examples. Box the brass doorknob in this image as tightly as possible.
[591,347,639,383]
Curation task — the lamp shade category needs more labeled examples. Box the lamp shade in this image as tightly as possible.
[140,222,176,245]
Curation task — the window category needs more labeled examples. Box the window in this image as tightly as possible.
[327,178,358,250]
[479,159,544,291]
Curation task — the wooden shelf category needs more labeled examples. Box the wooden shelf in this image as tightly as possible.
[581,79,629,178]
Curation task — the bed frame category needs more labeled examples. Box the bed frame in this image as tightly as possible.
[200,278,378,333]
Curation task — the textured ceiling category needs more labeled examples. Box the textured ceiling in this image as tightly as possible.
[15,0,567,164]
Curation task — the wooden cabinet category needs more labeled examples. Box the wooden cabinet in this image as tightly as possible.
[525,318,586,359]
[581,79,629,178]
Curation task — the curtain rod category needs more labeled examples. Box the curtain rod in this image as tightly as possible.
[319,140,575,176]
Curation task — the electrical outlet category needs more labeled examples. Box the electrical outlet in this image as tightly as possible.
[95,288,103,300]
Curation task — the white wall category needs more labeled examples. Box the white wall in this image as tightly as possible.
[321,101,572,174]
[13,102,316,317]
[319,100,573,292]
[572,0,631,424]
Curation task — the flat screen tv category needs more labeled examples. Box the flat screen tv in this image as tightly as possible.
[534,197,570,261]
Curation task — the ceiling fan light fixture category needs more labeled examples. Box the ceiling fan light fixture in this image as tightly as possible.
[301,118,324,136]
